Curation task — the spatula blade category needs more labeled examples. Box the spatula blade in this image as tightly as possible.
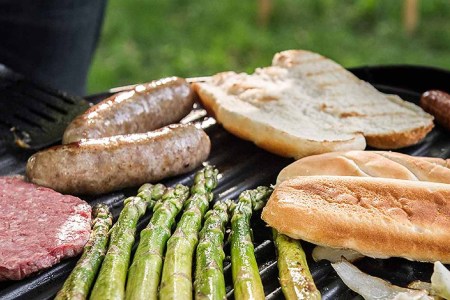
[0,66,90,150]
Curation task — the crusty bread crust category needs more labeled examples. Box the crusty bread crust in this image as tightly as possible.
[262,176,450,262]
[365,124,434,149]
[364,94,434,149]
[192,50,434,158]
[277,151,450,184]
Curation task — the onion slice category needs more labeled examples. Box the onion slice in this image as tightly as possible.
[312,246,364,263]
[431,261,450,299]
[331,260,432,300]
[408,280,432,292]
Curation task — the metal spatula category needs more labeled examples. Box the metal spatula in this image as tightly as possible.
[0,65,90,150]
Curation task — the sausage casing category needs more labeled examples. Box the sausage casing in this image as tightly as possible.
[27,124,210,195]
[420,90,450,131]
[62,77,195,144]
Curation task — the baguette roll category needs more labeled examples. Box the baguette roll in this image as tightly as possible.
[262,176,450,263]
[277,151,450,184]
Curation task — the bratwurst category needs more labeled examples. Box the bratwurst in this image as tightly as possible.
[62,77,195,144]
[27,124,210,195]
[420,90,450,132]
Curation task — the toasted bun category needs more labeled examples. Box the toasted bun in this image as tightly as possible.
[261,176,450,263]
[277,151,450,184]
[193,50,433,158]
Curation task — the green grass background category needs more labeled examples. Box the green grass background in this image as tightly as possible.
[87,0,450,93]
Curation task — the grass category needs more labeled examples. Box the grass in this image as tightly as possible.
[87,0,450,93]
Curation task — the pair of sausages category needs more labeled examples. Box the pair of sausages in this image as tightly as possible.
[26,77,211,195]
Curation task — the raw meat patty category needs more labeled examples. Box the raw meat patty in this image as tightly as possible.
[0,177,91,281]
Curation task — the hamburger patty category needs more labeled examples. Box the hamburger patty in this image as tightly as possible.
[0,177,91,281]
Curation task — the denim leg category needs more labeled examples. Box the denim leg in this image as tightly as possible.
[0,0,107,96]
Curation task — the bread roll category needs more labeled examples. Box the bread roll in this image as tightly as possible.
[262,176,450,263]
[277,151,450,184]
[193,50,434,159]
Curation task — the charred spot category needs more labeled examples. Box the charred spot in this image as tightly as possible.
[340,111,366,118]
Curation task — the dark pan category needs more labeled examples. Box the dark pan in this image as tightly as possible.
[0,65,449,299]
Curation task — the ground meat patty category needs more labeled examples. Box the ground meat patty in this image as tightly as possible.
[0,177,91,281]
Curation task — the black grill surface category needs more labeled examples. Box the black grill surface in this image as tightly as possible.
[0,66,449,300]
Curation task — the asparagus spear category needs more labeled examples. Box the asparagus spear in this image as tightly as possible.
[230,186,273,300]
[159,165,219,300]
[194,200,232,300]
[55,204,113,300]
[125,184,190,300]
[90,183,165,300]
[273,229,321,300]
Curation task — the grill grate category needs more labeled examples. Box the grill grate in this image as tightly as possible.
[0,66,449,299]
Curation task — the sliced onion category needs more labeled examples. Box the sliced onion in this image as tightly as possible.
[408,280,432,292]
[431,261,450,299]
[312,245,364,263]
[331,260,432,300]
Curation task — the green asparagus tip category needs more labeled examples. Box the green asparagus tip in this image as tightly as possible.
[151,183,167,198]
[205,200,229,219]
[123,196,147,216]
[154,184,190,212]
[192,165,219,194]
[138,183,166,199]
[173,183,190,198]
[224,199,233,211]
[138,183,153,194]
[250,186,273,211]
[92,204,110,219]
[92,204,113,228]
[229,200,237,214]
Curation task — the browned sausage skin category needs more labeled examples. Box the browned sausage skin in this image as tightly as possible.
[420,90,450,131]
[62,77,195,144]
[27,124,210,195]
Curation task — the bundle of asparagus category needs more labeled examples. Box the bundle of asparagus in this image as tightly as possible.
[194,200,232,300]
[126,184,190,300]
[54,166,319,300]
[90,183,166,300]
[159,165,219,300]
[230,186,273,300]
[55,204,113,300]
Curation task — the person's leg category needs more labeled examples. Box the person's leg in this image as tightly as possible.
[0,0,107,96]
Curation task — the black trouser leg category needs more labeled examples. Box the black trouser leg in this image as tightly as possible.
[0,0,107,95]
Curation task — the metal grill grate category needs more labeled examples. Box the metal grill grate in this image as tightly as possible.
[0,66,449,299]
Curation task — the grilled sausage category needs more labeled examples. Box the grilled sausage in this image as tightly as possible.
[62,77,195,144]
[27,124,210,195]
[420,90,450,131]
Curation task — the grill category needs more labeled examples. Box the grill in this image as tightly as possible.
[0,65,449,300]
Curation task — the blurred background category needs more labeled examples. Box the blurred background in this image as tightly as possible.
[87,0,450,93]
